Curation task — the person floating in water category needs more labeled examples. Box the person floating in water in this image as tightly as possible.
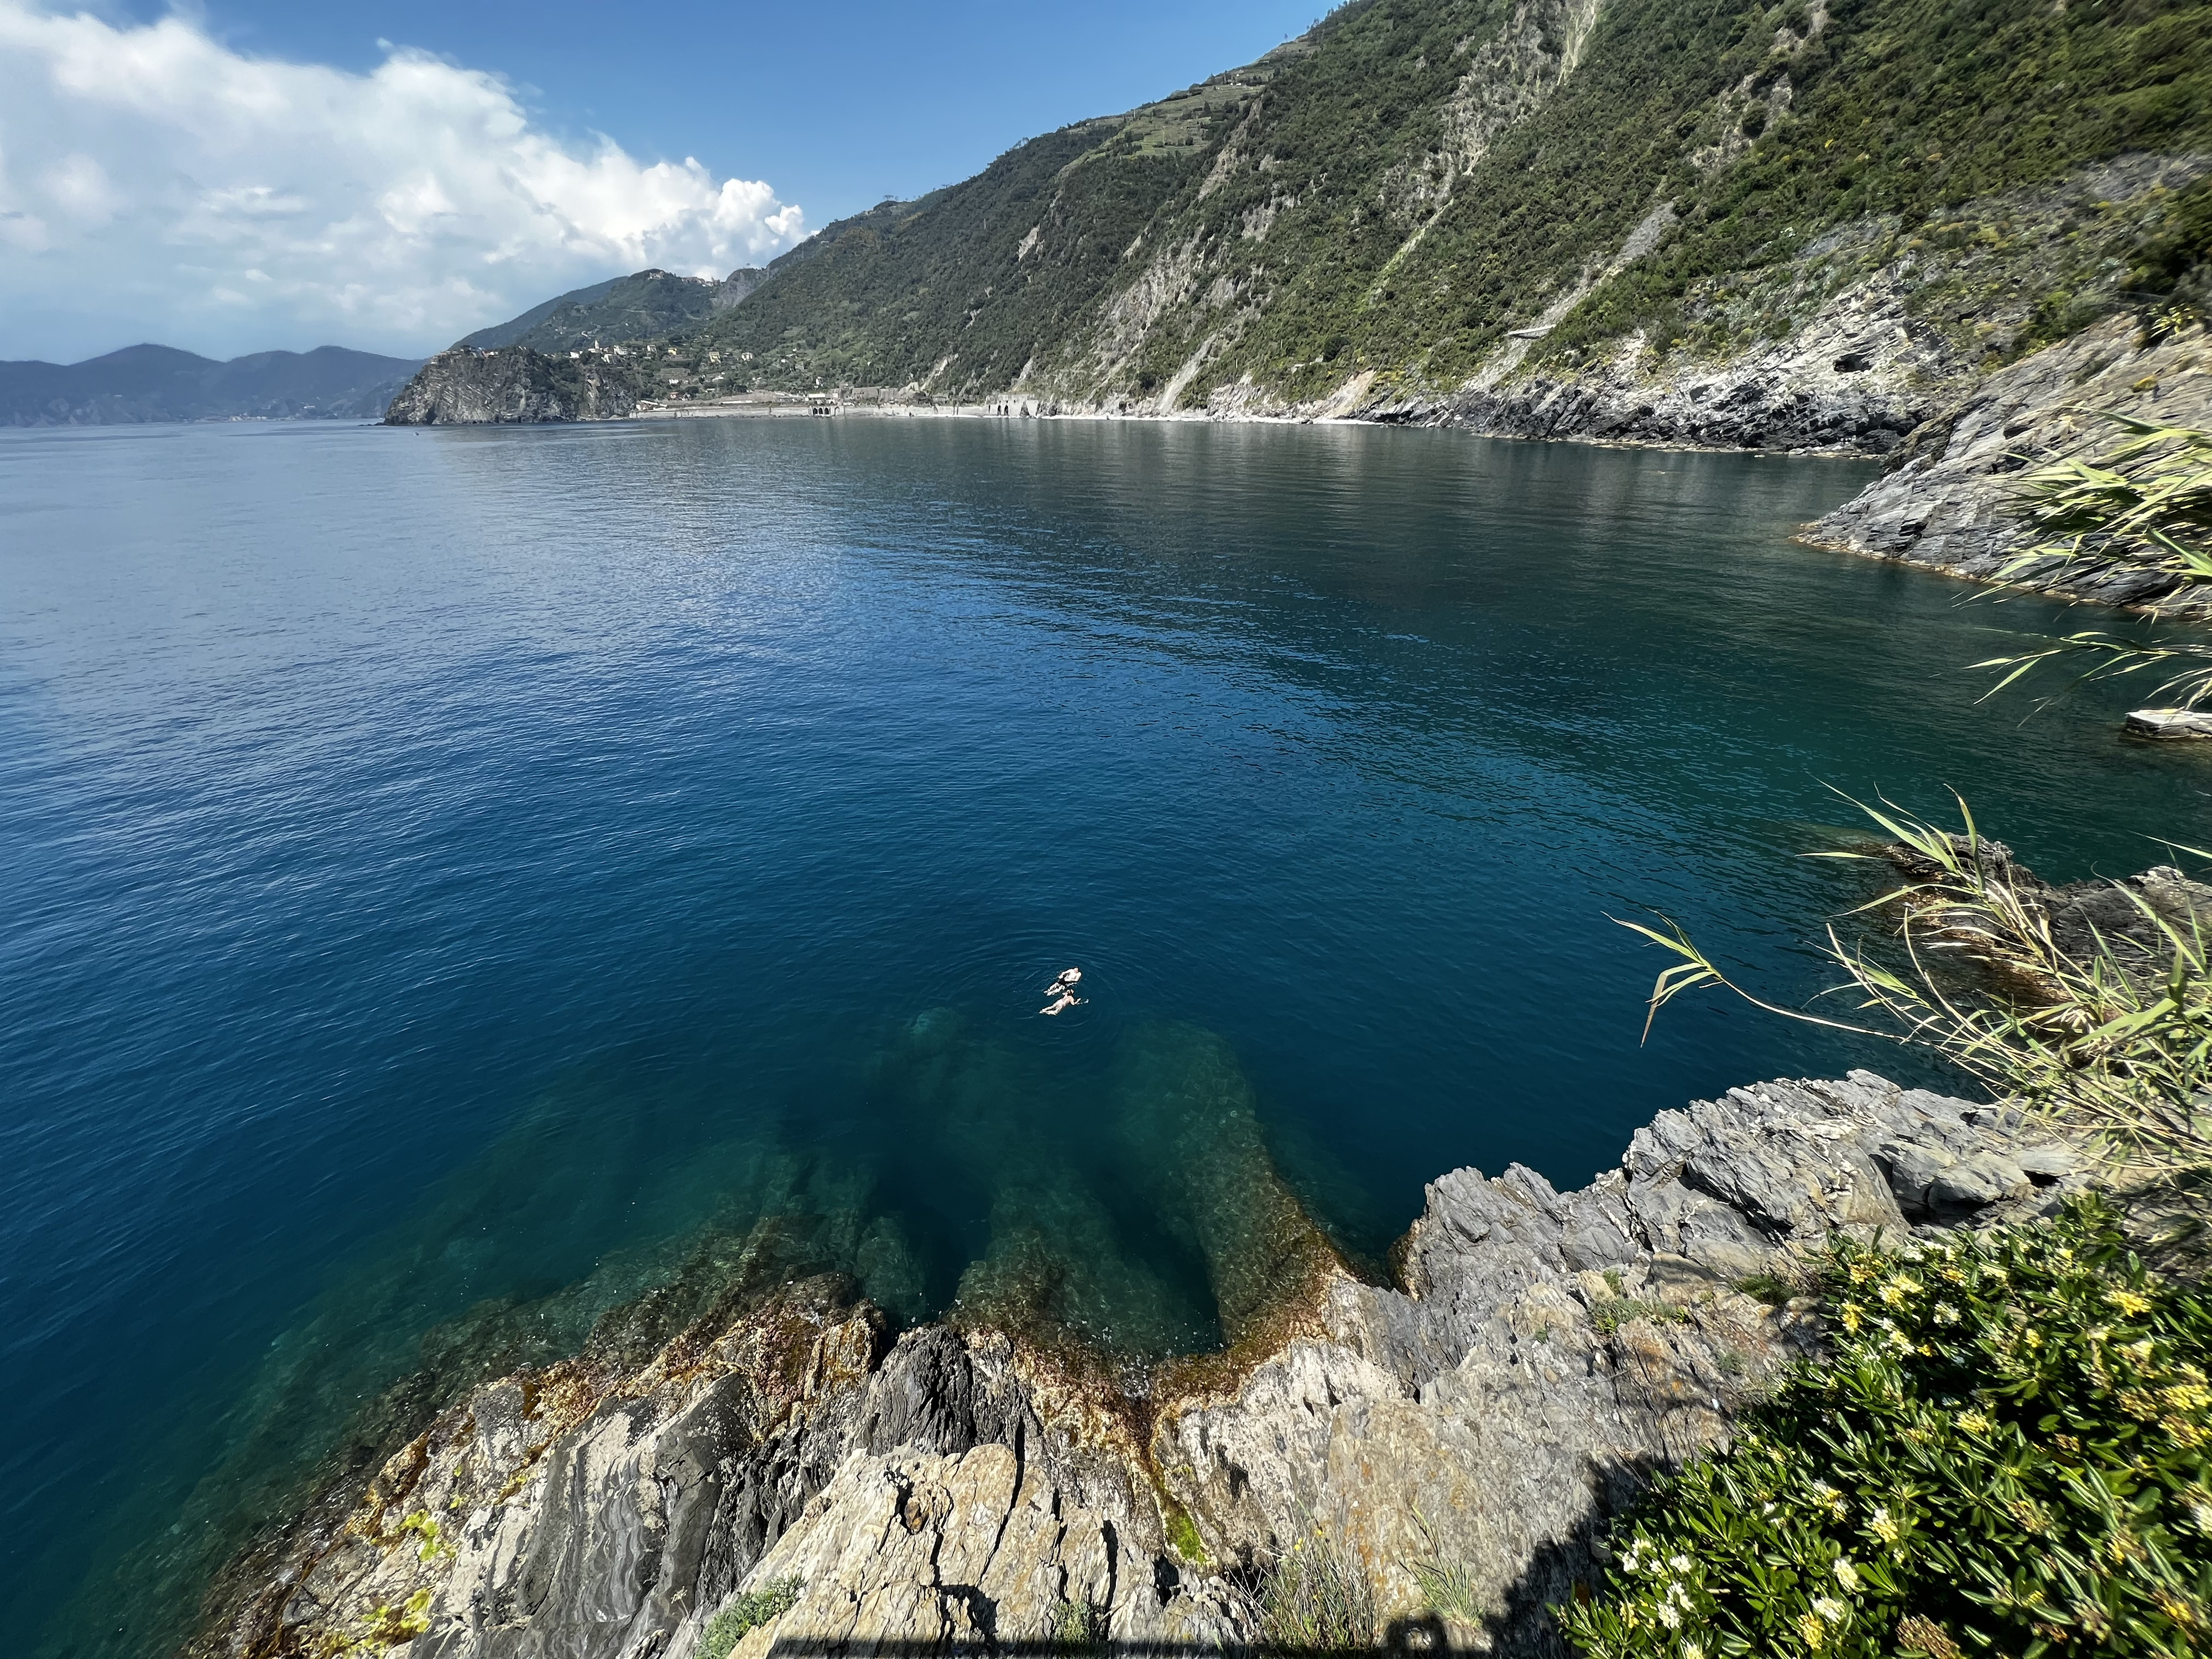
[1040,967,1085,1015]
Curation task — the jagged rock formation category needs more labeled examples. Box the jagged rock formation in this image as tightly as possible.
[199,1070,2094,1659]
[383,349,653,426]
[1806,312,2212,611]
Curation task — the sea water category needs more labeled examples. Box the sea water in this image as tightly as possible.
[2,416,2203,1656]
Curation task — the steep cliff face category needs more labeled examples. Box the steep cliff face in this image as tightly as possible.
[684,0,2210,431]
[382,350,650,426]
[194,1068,2096,1659]
[382,0,2210,478]
[1370,157,2211,452]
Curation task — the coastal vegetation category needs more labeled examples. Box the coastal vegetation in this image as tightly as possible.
[1983,416,2212,712]
[668,0,2212,408]
[1627,795,2211,1175]
[1563,1202,2212,1658]
[697,1576,801,1659]
[1634,402,2212,1174]
[1592,406,2212,1655]
[1255,1524,1382,1651]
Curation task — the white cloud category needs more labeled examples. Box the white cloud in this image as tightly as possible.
[0,2,806,362]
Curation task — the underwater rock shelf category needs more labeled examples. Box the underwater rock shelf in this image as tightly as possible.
[201,1069,2094,1659]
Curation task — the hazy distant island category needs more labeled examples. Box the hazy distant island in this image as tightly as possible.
[0,343,424,427]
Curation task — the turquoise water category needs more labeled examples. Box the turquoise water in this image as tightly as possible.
[2,416,2204,1656]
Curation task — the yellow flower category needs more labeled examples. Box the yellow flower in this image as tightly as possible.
[2107,1288,2153,1317]
[1957,1408,1993,1436]
[1840,1302,1864,1334]
[2120,1389,2163,1422]
[1797,1611,1828,1649]
[2153,1589,2200,1630]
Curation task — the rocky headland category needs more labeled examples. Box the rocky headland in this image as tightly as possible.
[383,349,654,426]
[1803,311,2212,612]
[194,1065,2103,1659]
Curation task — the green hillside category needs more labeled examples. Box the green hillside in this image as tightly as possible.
[459,267,761,354]
[684,0,2211,408]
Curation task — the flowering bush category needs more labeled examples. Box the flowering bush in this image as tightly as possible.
[1562,1201,2212,1658]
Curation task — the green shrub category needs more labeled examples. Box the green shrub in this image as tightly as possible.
[1735,1272,1801,1308]
[1983,415,2212,712]
[697,1577,802,1659]
[1408,1505,1487,1630]
[1049,1595,1107,1648]
[1259,1525,1380,1651]
[1562,1202,2212,1658]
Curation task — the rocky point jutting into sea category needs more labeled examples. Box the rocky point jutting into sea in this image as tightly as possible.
[194,837,2212,1659]
[197,1058,2120,1659]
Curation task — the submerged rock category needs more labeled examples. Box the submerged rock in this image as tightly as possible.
[197,1068,2096,1659]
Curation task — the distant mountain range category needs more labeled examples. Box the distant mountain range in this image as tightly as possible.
[0,345,425,427]
[457,268,764,355]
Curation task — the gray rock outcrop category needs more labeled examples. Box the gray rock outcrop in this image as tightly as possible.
[198,1070,2094,1659]
[383,348,648,426]
[1805,314,2212,611]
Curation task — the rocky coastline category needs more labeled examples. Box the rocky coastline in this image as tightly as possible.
[383,349,653,426]
[194,1062,2104,1659]
[384,306,2211,624]
[1802,312,2212,613]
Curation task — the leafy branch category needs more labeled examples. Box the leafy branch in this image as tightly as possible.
[1620,796,2212,1173]
[1978,415,2212,711]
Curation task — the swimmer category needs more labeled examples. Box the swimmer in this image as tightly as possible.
[1047,967,1083,992]
[1040,992,1087,1016]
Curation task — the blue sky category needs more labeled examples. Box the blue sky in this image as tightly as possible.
[0,2,1322,361]
[156,1,1324,222]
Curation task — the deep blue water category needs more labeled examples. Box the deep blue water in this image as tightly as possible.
[2,416,2205,1656]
